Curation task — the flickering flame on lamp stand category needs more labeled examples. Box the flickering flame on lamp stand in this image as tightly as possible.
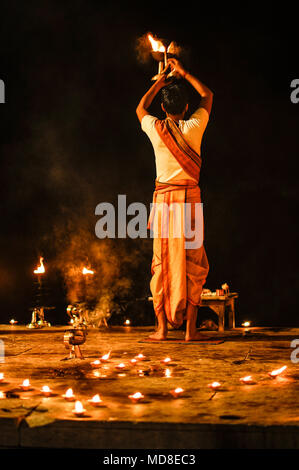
[208,381,221,390]
[72,400,86,416]
[240,375,255,384]
[88,394,103,407]
[148,34,166,53]
[269,365,287,378]
[82,267,94,275]
[170,387,184,398]
[20,379,31,391]
[34,257,45,275]
[147,33,179,81]
[41,385,52,396]
[128,392,145,403]
[148,34,167,79]
[62,388,75,401]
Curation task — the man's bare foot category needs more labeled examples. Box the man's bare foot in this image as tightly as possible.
[148,330,167,341]
[185,330,211,342]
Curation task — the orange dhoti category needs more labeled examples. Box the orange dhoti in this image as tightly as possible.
[149,180,209,328]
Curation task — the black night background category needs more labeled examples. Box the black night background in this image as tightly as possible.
[0,2,298,327]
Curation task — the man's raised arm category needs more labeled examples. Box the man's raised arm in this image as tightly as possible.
[136,74,168,123]
[168,58,213,115]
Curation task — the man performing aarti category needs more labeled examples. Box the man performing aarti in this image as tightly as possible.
[136,58,213,341]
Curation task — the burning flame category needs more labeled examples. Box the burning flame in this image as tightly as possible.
[91,360,101,367]
[64,388,74,398]
[148,34,165,52]
[129,392,144,402]
[82,267,94,275]
[34,257,45,274]
[242,321,251,327]
[269,365,287,377]
[135,353,145,360]
[209,381,221,389]
[21,379,30,389]
[101,351,111,361]
[116,363,126,369]
[124,319,131,325]
[90,394,102,404]
[73,400,86,415]
[165,368,172,378]
[240,375,253,383]
[162,357,171,364]
[170,387,184,397]
[0,373,4,381]
[41,385,52,395]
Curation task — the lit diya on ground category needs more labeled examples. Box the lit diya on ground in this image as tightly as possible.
[40,385,53,396]
[240,375,256,385]
[9,319,18,325]
[88,394,104,407]
[135,353,146,361]
[62,388,75,401]
[208,381,222,390]
[100,352,111,363]
[161,357,172,365]
[268,365,287,378]
[130,358,137,365]
[72,400,86,417]
[0,373,4,383]
[115,363,127,371]
[170,387,184,398]
[128,392,145,403]
[20,379,32,391]
[124,319,131,326]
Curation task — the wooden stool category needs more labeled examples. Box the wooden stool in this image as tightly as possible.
[200,292,238,332]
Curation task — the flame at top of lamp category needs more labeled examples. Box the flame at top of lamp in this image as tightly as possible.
[82,267,94,275]
[34,257,45,274]
[148,34,166,52]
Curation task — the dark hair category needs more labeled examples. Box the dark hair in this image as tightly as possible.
[161,80,189,115]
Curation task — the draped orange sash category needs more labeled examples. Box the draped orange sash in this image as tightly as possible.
[154,118,202,182]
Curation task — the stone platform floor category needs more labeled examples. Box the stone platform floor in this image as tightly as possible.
[0,325,298,449]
